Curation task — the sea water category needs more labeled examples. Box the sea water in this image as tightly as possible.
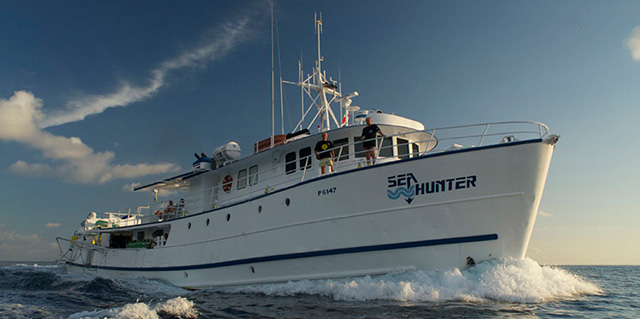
[0,258,636,319]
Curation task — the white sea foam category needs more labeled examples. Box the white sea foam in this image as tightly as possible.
[12,263,60,268]
[67,296,198,319]
[222,258,602,303]
[153,297,198,317]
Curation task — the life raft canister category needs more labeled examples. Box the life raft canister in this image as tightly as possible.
[223,175,233,193]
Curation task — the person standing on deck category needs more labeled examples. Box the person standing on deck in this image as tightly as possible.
[163,200,176,218]
[314,132,335,175]
[361,117,385,165]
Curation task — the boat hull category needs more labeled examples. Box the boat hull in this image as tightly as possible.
[66,137,556,288]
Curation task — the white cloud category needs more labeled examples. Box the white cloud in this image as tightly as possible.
[9,160,53,176]
[39,14,257,128]
[0,91,43,141]
[539,210,553,217]
[0,8,266,184]
[123,182,142,192]
[45,223,61,228]
[626,26,640,61]
[0,224,58,261]
[0,91,180,184]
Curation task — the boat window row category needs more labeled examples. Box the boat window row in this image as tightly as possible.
[284,147,311,175]
[284,139,351,175]
[354,137,419,159]
[237,165,258,190]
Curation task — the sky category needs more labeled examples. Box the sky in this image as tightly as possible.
[0,0,639,265]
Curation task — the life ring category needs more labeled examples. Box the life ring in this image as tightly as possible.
[222,175,233,193]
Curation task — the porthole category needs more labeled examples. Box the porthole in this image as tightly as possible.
[250,266,255,273]
[285,198,290,206]
[184,272,188,278]
[258,205,262,213]
[226,214,231,221]
[206,218,210,226]
[188,222,191,229]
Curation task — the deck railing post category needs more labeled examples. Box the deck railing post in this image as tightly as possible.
[301,156,310,182]
[479,124,490,146]
[538,124,543,138]
[424,129,436,155]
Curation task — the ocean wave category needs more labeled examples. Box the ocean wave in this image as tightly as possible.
[67,297,198,319]
[0,303,57,319]
[219,258,602,303]
[0,264,189,318]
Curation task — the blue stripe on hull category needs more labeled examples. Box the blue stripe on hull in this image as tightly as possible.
[68,233,498,272]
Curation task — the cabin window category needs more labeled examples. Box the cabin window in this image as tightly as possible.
[299,147,312,170]
[249,165,259,185]
[397,138,410,159]
[333,138,349,161]
[137,232,145,241]
[412,143,420,157]
[237,169,247,189]
[354,137,365,158]
[285,152,296,174]
[379,137,394,157]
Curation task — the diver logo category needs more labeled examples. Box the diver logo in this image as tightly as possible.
[387,173,478,204]
[387,173,418,204]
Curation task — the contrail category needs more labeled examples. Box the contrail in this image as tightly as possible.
[39,13,260,128]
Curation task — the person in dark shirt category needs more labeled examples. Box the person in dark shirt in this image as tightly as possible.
[466,256,476,267]
[360,117,385,165]
[314,132,335,175]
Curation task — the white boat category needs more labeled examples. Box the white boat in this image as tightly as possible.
[57,16,559,288]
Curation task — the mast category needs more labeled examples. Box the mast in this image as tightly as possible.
[299,57,303,124]
[315,13,331,132]
[283,13,358,134]
[277,16,284,135]
[270,3,275,147]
